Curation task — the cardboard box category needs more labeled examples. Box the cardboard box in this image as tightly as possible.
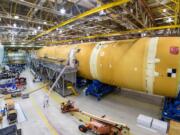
[168,120,180,135]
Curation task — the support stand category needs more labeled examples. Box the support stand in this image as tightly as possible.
[85,80,114,101]
[162,91,180,121]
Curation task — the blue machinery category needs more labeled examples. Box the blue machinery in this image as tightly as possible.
[162,91,180,121]
[0,79,16,89]
[85,80,114,100]
[76,77,91,88]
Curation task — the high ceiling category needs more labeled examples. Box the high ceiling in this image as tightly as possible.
[0,0,179,47]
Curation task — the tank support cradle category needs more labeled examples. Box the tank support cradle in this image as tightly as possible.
[85,80,114,101]
[162,91,180,121]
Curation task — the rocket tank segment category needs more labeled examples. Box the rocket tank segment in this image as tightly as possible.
[37,43,95,80]
[37,37,180,98]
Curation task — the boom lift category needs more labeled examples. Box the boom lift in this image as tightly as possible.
[60,100,130,135]
[78,111,130,135]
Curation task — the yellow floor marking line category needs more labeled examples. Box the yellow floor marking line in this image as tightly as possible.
[42,85,132,135]
[42,87,90,123]
[31,97,59,135]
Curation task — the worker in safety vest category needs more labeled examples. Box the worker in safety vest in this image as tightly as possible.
[66,48,81,68]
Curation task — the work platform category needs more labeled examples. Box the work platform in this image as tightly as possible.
[30,58,77,97]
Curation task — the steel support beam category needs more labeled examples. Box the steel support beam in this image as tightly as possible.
[138,0,154,22]
[0,25,34,31]
[10,0,72,17]
[0,13,54,26]
[29,0,47,17]
[46,25,180,44]
[27,0,130,43]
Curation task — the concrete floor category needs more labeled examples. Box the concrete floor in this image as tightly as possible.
[1,69,163,135]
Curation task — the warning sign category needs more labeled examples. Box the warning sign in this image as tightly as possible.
[170,47,179,55]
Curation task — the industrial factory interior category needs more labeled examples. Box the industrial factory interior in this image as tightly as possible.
[0,0,180,135]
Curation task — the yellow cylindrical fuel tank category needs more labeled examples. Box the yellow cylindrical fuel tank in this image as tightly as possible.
[37,37,180,97]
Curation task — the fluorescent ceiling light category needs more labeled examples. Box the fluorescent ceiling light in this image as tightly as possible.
[163,9,167,13]
[38,26,41,30]
[166,17,173,23]
[13,23,17,27]
[43,21,47,24]
[33,30,37,34]
[99,10,106,16]
[141,33,146,37]
[59,29,63,34]
[14,15,19,19]
[60,8,66,15]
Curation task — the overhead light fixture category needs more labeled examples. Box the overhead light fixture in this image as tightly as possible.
[34,29,37,33]
[37,26,41,30]
[59,29,63,34]
[163,9,167,13]
[99,10,106,16]
[14,15,19,19]
[33,29,37,35]
[13,23,17,27]
[60,8,66,15]
[166,17,173,23]
[43,21,47,24]
[141,33,146,37]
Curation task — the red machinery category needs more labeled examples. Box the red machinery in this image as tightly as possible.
[78,111,130,135]
[15,77,26,89]
[60,100,79,113]
[60,100,130,135]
